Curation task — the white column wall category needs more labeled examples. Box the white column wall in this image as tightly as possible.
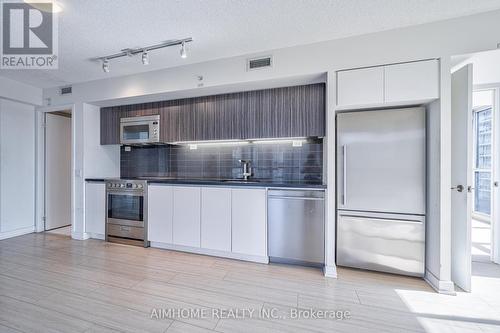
[0,99,37,239]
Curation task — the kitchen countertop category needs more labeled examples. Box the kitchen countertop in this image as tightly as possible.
[85,177,326,189]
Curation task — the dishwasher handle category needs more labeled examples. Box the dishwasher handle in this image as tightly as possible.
[268,196,324,201]
[268,190,324,199]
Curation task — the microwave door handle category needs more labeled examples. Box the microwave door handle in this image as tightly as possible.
[342,144,347,206]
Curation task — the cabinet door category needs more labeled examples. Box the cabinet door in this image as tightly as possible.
[231,188,267,257]
[159,100,180,143]
[177,99,197,142]
[85,182,105,236]
[243,90,261,139]
[290,84,325,137]
[214,93,241,140]
[201,187,231,251]
[100,106,121,145]
[172,186,201,247]
[384,59,439,103]
[195,96,216,141]
[337,67,384,108]
[148,185,173,243]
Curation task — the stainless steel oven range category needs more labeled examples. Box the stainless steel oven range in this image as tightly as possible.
[105,179,149,247]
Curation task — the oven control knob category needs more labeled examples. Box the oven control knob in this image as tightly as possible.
[132,184,138,189]
[138,184,143,189]
[107,183,111,188]
[120,184,125,188]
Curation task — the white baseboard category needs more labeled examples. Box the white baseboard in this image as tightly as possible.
[87,233,105,240]
[425,269,456,295]
[323,265,338,278]
[0,226,35,240]
[71,231,90,240]
[150,242,269,264]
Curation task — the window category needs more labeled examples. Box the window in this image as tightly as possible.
[472,90,494,216]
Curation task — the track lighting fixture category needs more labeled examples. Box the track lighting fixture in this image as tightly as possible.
[94,38,192,71]
[102,59,109,73]
[142,51,149,65]
[180,41,187,59]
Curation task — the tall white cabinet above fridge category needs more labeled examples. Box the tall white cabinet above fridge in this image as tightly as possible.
[336,107,426,277]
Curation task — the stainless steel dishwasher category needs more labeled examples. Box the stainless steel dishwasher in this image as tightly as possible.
[268,189,325,267]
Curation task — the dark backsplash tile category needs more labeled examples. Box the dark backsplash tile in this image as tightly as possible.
[121,139,323,183]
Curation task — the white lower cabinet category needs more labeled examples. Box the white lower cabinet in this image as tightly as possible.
[201,187,232,251]
[147,185,267,262]
[172,186,201,247]
[148,185,173,243]
[231,188,267,257]
[85,182,105,236]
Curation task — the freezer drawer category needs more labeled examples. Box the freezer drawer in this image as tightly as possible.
[107,224,145,240]
[337,211,425,276]
[268,190,325,266]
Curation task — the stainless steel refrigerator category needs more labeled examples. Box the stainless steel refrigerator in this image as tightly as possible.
[336,107,426,277]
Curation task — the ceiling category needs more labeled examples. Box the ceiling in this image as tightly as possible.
[2,0,500,89]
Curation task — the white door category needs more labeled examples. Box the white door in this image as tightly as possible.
[201,187,231,252]
[494,88,500,265]
[148,185,173,244]
[172,186,201,247]
[231,188,267,257]
[45,113,72,230]
[451,64,473,292]
[84,182,105,237]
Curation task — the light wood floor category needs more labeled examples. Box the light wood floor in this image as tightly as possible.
[1,233,499,333]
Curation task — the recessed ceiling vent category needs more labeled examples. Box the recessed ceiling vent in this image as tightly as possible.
[60,86,72,95]
[247,56,273,71]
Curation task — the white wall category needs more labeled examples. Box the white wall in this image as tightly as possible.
[83,104,120,178]
[0,76,43,106]
[41,9,500,291]
[0,99,36,239]
[470,50,500,85]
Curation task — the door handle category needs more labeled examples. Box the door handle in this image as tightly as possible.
[342,145,347,206]
[451,185,464,192]
[494,181,499,187]
[467,186,475,193]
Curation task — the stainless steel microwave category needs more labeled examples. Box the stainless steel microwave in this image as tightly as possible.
[120,115,160,145]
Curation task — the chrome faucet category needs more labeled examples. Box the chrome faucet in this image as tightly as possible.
[239,159,252,180]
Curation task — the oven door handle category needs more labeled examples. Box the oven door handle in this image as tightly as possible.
[107,191,144,197]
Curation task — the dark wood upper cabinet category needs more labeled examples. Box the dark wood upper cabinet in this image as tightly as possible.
[100,83,325,145]
[159,100,180,143]
[177,98,197,142]
[290,84,325,137]
[100,106,121,145]
[214,92,243,140]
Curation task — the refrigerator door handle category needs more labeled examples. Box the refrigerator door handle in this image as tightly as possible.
[342,144,347,206]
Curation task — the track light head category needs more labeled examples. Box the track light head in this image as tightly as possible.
[142,51,149,65]
[180,41,187,59]
[102,59,110,73]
